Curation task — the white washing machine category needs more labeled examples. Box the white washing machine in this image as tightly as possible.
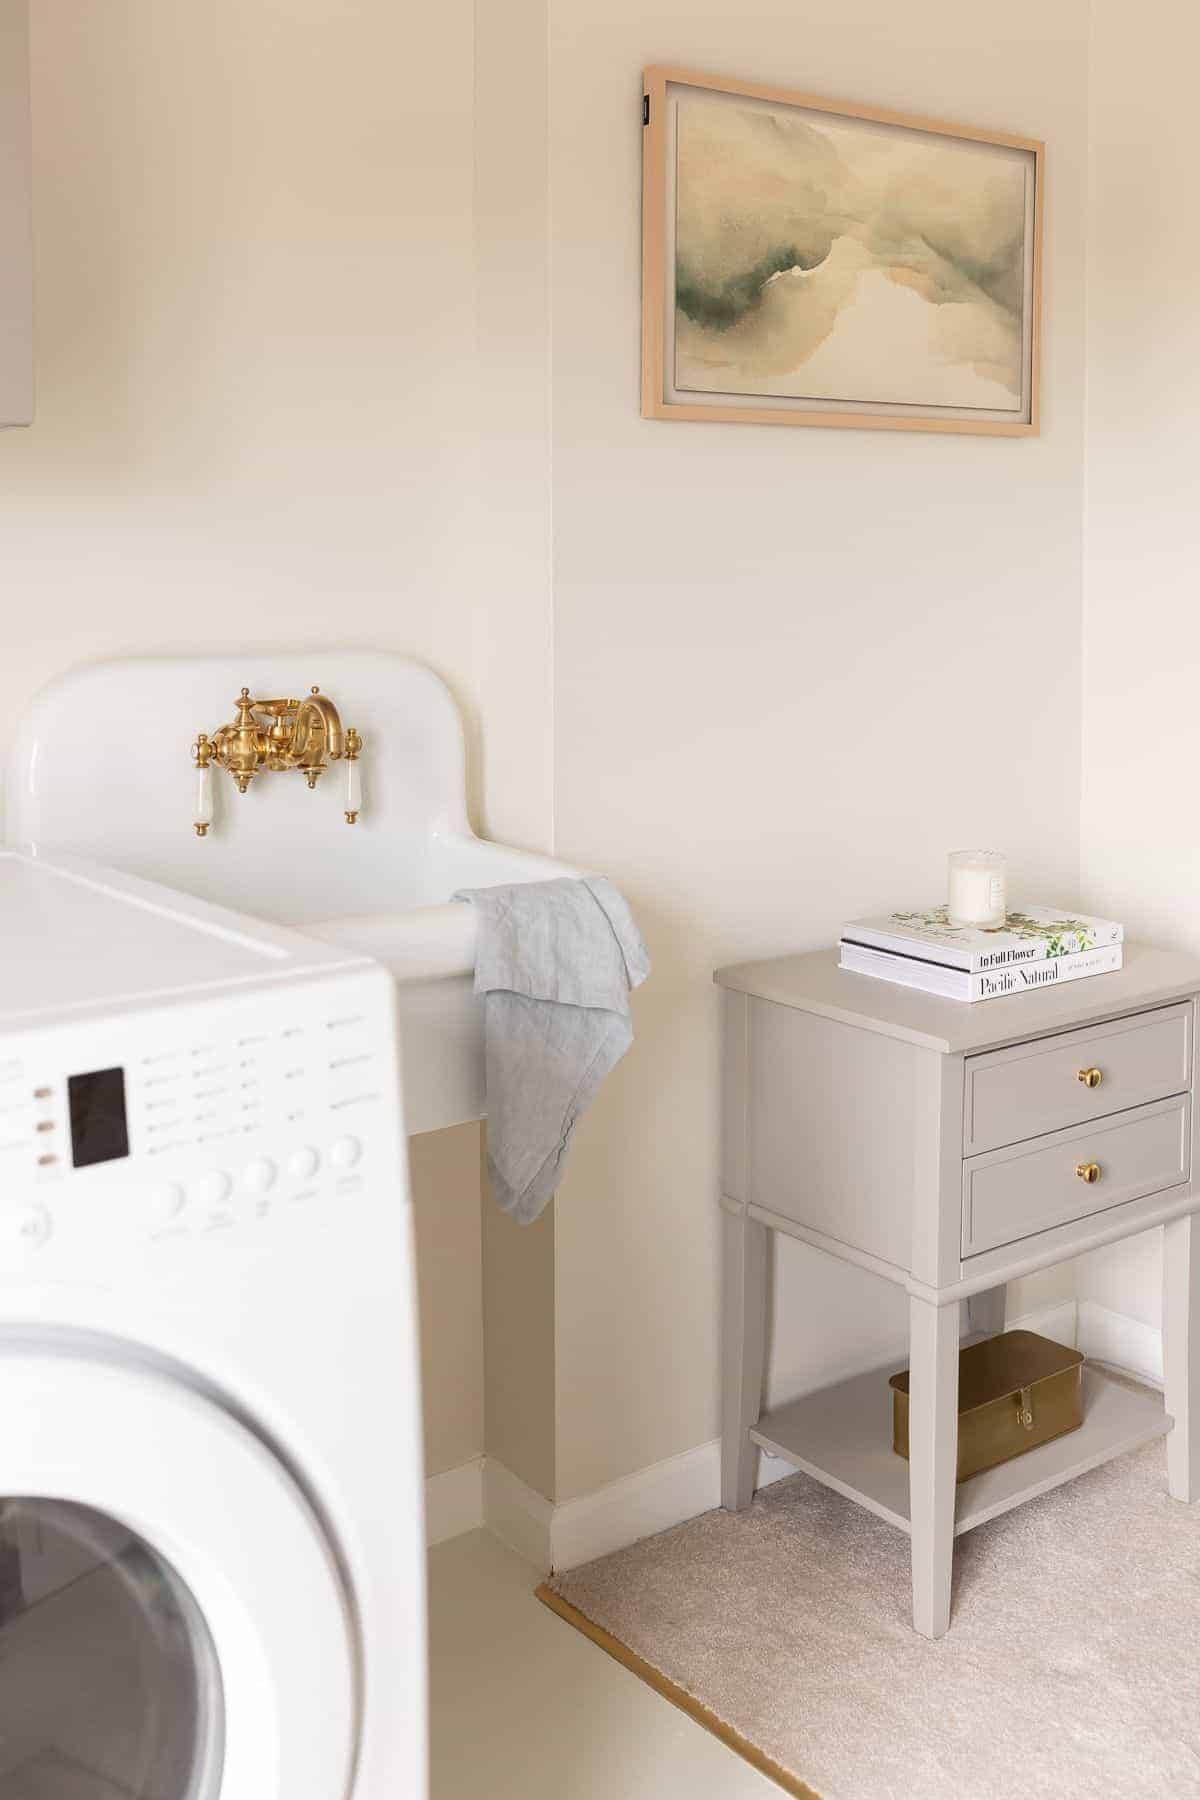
[0,848,425,1800]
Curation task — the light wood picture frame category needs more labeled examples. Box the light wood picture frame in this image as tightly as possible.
[641,67,1044,436]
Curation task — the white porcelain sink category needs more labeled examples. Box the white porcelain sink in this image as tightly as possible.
[5,652,577,1132]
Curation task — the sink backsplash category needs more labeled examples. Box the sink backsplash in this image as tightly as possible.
[5,651,473,923]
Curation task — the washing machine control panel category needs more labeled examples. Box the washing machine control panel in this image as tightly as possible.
[0,964,404,1265]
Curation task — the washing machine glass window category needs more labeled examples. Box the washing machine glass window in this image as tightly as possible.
[0,1498,224,1799]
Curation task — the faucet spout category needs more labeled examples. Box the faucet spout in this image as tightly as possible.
[292,688,345,765]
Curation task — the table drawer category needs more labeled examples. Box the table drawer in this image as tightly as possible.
[963,1002,1192,1155]
[961,1094,1191,1257]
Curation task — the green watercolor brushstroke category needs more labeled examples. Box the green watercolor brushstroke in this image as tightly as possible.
[916,232,1026,318]
[675,246,818,331]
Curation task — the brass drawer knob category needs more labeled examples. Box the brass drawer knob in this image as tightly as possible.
[1077,1067,1103,1089]
[1075,1161,1102,1184]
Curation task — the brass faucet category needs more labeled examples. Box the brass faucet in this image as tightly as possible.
[192,686,363,835]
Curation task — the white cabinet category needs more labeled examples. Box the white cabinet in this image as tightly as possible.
[0,0,32,428]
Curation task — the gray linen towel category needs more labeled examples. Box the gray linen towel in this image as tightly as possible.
[453,877,651,1223]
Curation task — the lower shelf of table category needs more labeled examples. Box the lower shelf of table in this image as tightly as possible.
[749,1363,1171,1537]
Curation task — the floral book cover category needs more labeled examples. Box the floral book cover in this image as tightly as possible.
[841,905,1124,973]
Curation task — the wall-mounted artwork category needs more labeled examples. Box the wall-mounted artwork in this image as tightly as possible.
[641,68,1043,435]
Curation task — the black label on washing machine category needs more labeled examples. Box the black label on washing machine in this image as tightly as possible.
[67,1067,130,1168]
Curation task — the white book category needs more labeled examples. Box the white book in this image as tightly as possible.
[839,941,1124,1003]
[840,903,1124,973]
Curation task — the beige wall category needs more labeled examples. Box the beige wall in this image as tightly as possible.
[0,0,489,1477]
[0,0,482,736]
[546,0,1091,1499]
[1076,0,1200,1332]
[472,0,554,855]
[482,1171,557,1500]
[411,1126,484,1476]
[470,0,561,1498]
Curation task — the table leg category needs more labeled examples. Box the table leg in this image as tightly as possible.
[1163,1214,1199,1503]
[908,1293,959,1639]
[721,1207,768,1512]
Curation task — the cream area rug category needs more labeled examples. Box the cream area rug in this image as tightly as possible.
[540,1425,1200,1799]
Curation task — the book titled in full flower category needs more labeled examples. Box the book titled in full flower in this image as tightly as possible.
[839,941,1124,1003]
[840,904,1123,973]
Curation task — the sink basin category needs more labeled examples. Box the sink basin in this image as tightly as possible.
[5,652,578,1132]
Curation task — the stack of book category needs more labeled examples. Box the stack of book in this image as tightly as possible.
[839,905,1124,1003]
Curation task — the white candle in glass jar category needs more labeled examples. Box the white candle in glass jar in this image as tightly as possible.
[947,850,1007,928]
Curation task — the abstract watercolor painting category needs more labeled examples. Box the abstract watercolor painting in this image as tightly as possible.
[642,70,1042,433]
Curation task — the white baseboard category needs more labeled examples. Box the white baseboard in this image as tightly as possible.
[424,1439,797,1569]
[549,1437,798,1573]
[424,1299,1160,1566]
[425,1456,485,1546]
[1077,1299,1163,1386]
[1008,1297,1079,1346]
[549,1438,716,1573]
[483,1457,555,1568]
[423,1454,555,1562]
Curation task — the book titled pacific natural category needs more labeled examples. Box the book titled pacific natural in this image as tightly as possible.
[839,904,1124,1004]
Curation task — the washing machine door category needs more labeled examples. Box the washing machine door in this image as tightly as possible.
[0,1348,357,1800]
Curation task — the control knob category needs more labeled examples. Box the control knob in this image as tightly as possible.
[242,1157,278,1195]
[330,1135,362,1170]
[147,1182,186,1227]
[188,1170,232,1209]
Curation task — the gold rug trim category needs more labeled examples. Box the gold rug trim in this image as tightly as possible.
[534,1583,821,1800]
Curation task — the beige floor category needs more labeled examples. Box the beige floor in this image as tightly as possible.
[428,1529,777,1799]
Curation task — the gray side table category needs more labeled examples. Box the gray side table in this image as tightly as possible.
[716,942,1200,1638]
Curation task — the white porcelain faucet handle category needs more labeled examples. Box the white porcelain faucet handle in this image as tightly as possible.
[193,763,214,838]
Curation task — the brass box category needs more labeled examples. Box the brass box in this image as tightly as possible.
[890,1330,1084,1483]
